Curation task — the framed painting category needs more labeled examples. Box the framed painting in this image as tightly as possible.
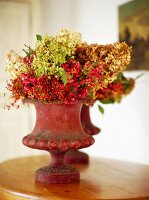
[119,0,149,70]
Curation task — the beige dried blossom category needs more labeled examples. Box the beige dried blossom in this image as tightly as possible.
[75,41,132,92]
[5,50,28,79]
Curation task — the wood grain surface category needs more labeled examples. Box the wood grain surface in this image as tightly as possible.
[0,155,149,200]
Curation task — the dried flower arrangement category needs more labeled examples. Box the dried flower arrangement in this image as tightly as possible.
[5,29,131,108]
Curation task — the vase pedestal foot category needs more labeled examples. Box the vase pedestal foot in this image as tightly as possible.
[35,165,80,184]
[64,150,89,164]
[35,151,80,184]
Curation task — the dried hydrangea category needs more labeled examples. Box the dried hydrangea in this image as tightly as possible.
[75,42,132,90]
[33,29,82,79]
[5,29,132,107]
[5,50,28,79]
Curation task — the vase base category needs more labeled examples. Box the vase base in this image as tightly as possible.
[64,150,89,164]
[35,165,80,183]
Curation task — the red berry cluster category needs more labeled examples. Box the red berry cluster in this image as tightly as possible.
[23,53,35,66]
[7,60,94,104]
[7,56,116,106]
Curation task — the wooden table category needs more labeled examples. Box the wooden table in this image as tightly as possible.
[0,155,149,200]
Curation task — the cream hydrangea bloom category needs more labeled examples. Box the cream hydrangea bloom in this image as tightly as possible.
[5,50,28,79]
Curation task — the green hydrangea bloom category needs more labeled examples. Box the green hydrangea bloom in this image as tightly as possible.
[33,29,82,79]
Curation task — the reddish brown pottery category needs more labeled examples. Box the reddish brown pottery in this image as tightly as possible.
[22,102,94,184]
[64,104,100,164]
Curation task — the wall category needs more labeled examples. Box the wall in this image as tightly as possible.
[39,0,132,44]
[0,0,149,165]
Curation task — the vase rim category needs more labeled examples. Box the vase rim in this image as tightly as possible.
[22,98,93,105]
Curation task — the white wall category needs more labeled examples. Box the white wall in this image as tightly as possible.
[39,0,132,44]
[0,0,149,165]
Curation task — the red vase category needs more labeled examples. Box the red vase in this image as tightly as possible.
[22,102,94,183]
[81,104,101,136]
[64,104,100,164]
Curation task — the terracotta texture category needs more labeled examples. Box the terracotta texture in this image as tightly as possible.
[22,102,94,183]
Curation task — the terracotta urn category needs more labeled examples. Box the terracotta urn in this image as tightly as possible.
[64,104,100,164]
[22,102,94,183]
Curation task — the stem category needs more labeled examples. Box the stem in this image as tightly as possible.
[50,151,66,168]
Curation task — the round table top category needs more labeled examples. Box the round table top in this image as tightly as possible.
[0,155,149,200]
